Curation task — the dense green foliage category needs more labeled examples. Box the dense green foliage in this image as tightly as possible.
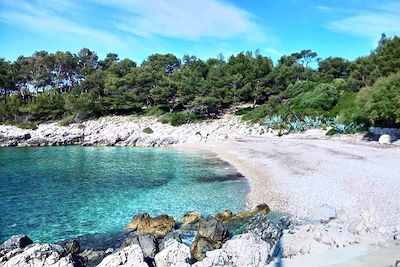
[0,35,399,127]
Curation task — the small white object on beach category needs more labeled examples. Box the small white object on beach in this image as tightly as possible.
[378,134,391,144]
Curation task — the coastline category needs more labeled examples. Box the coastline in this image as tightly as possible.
[176,137,400,227]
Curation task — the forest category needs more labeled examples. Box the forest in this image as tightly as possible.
[0,34,399,129]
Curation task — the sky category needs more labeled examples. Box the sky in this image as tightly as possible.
[0,0,400,63]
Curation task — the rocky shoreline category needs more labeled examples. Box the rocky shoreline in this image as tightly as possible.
[0,115,271,148]
[2,204,399,267]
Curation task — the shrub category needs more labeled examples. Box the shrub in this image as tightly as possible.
[143,106,167,116]
[160,112,198,126]
[2,120,38,130]
[358,72,400,126]
[58,115,75,126]
[142,127,154,134]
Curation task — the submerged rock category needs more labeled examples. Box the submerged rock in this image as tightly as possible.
[182,211,201,225]
[154,239,191,267]
[96,244,148,267]
[190,216,229,261]
[126,213,176,236]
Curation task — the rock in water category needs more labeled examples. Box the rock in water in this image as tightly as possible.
[182,211,201,225]
[190,216,229,260]
[0,235,33,251]
[121,232,157,259]
[154,239,191,267]
[126,213,176,236]
[215,210,233,222]
[234,203,270,219]
[96,244,148,267]
[1,244,76,267]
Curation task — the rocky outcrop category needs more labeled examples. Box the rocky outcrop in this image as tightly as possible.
[0,115,270,147]
[193,233,270,267]
[154,239,191,267]
[0,235,33,252]
[126,213,176,237]
[96,244,148,267]
[0,244,77,267]
[190,216,229,261]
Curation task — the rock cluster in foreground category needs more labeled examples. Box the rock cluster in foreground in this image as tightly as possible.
[1,204,399,267]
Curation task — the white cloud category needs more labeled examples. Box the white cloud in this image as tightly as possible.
[0,0,123,47]
[91,0,267,42]
[326,2,400,40]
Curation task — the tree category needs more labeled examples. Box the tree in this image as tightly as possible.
[358,72,400,126]
[318,57,351,80]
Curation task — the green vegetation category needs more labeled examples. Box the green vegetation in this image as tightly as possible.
[0,34,399,129]
[142,127,154,134]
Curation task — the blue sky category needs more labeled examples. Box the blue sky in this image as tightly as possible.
[0,0,399,63]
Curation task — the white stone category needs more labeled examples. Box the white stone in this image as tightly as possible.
[378,134,391,144]
[96,244,148,267]
[195,233,270,267]
[154,239,191,267]
[1,244,75,267]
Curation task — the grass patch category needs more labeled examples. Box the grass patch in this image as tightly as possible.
[142,127,154,134]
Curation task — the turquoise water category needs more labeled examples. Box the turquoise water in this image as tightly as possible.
[0,147,248,243]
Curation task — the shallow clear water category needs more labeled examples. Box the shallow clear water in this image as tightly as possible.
[0,147,248,243]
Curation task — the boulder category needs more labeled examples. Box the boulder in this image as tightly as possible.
[215,210,233,222]
[0,235,33,251]
[61,240,80,255]
[79,249,109,267]
[96,244,148,267]
[121,232,157,259]
[234,204,270,219]
[190,216,229,260]
[194,233,270,267]
[245,214,290,246]
[126,213,176,236]
[154,239,191,267]
[1,244,76,267]
[182,211,201,225]
[378,134,391,145]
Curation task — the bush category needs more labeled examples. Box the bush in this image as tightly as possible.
[358,72,400,126]
[143,106,167,116]
[242,96,281,123]
[58,115,75,126]
[2,120,38,130]
[160,112,198,126]
[142,127,153,134]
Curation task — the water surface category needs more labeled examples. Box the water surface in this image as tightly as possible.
[0,147,248,243]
